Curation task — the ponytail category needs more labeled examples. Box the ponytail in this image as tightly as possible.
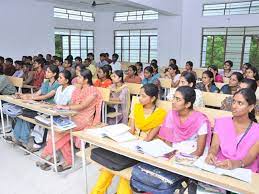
[249,109,257,123]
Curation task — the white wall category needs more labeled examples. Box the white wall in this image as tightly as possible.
[0,0,54,60]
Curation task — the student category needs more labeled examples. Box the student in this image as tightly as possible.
[150,59,160,80]
[182,61,197,79]
[20,64,60,103]
[54,70,75,105]
[124,65,142,84]
[23,63,34,85]
[105,53,112,64]
[206,88,259,173]
[55,57,64,72]
[3,57,15,76]
[32,58,45,89]
[96,53,109,68]
[91,84,166,194]
[87,52,96,66]
[94,65,112,88]
[221,60,233,79]
[220,72,243,94]
[110,53,121,71]
[246,66,259,86]
[85,58,96,77]
[241,63,251,77]
[165,64,181,88]
[159,86,211,156]
[108,70,130,124]
[63,58,76,78]
[0,69,16,95]
[208,65,223,83]
[38,69,102,171]
[196,70,219,93]
[75,56,83,66]
[72,64,86,85]
[142,66,160,87]
[46,54,52,62]
[221,78,259,114]
[135,62,144,80]
[169,58,177,65]
[12,61,24,78]
[0,56,4,73]
[167,72,204,107]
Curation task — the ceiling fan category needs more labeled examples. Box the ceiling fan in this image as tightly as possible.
[91,0,111,7]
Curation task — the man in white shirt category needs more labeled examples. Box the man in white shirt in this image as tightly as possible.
[110,53,121,71]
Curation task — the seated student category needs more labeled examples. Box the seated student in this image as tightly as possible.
[3,58,15,76]
[38,69,102,171]
[0,56,4,72]
[206,88,259,173]
[169,58,177,65]
[13,61,24,78]
[164,64,181,88]
[167,72,204,107]
[87,52,96,67]
[23,63,34,85]
[208,65,223,83]
[32,58,45,89]
[241,63,251,77]
[142,66,160,87]
[94,65,112,88]
[196,70,219,93]
[75,56,83,66]
[124,65,142,84]
[54,57,64,72]
[246,66,259,86]
[20,64,60,103]
[72,64,86,85]
[0,69,16,95]
[105,53,112,64]
[63,58,76,78]
[150,59,160,80]
[96,53,109,68]
[220,72,243,94]
[85,58,96,77]
[159,86,211,156]
[221,60,233,79]
[91,84,167,194]
[135,62,144,80]
[221,78,259,115]
[182,61,197,79]
[110,53,121,71]
[108,70,130,124]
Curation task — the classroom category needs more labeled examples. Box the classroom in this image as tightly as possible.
[0,0,259,194]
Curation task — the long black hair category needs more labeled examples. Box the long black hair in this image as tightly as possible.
[113,70,124,83]
[60,70,72,85]
[169,64,180,74]
[141,83,159,104]
[247,66,259,81]
[181,71,196,88]
[203,70,215,85]
[234,88,257,123]
[128,65,138,76]
[80,69,93,85]
[48,64,59,80]
[176,86,196,109]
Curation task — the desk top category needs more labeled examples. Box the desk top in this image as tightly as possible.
[72,131,259,194]
[0,95,76,116]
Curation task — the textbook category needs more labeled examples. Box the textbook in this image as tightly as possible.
[120,139,175,158]
[86,124,137,143]
[53,116,76,131]
[194,156,252,183]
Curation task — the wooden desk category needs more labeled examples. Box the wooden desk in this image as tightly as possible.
[73,131,259,194]
[0,95,76,172]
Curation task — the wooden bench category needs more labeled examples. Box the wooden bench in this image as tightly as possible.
[125,83,142,96]
[7,76,36,94]
[202,92,230,108]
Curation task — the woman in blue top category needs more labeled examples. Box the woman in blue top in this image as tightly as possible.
[150,59,160,80]
[20,64,60,103]
[220,72,243,94]
[141,66,160,87]
[196,70,219,93]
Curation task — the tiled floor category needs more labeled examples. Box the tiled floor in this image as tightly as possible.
[0,138,118,194]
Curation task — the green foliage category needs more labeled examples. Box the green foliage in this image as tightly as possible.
[55,35,62,58]
[249,36,259,69]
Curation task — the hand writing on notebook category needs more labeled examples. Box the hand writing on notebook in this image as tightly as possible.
[205,153,217,165]
[55,105,69,110]
[215,159,242,170]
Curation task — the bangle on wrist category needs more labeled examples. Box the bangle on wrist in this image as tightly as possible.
[239,160,245,168]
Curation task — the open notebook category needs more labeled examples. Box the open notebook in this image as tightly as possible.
[194,156,252,183]
[85,124,137,143]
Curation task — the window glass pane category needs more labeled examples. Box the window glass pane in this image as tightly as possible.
[63,50,69,59]
[150,36,157,49]
[71,50,80,58]
[203,28,226,35]
[55,29,69,35]
[122,37,129,49]
[130,30,141,36]
[81,50,87,60]
[54,13,68,19]
[143,14,158,20]
[149,50,157,61]
[71,30,80,35]
[116,12,129,16]
[130,36,140,49]
[54,7,94,22]
[204,4,225,10]
[71,36,80,49]
[141,37,149,49]
[227,28,244,35]
[115,49,122,61]
[55,34,62,57]
[129,11,137,16]
[67,9,80,15]
[81,31,93,36]
[128,16,137,21]
[122,50,129,62]
[245,27,259,35]
[114,10,158,21]
[54,8,67,13]
[83,17,94,21]
[130,50,140,62]
[62,36,69,49]
[81,37,87,49]
[88,37,94,49]
[115,37,121,49]
[141,50,149,63]
[69,15,82,20]
[141,30,157,35]
[115,31,129,36]
[81,12,92,17]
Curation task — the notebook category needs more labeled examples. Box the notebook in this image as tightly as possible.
[194,156,252,183]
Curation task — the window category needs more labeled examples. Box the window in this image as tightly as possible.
[55,29,94,59]
[54,7,94,22]
[201,27,259,69]
[203,1,259,16]
[114,10,158,22]
[114,29,157,63]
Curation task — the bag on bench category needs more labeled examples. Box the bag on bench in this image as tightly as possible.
[91,147,138,171]
[130,163,186,194]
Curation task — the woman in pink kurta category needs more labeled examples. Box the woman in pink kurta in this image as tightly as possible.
[206,88,259,173]
[38,69,102,172]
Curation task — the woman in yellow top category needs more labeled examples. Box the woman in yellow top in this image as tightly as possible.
[91,83,167,194]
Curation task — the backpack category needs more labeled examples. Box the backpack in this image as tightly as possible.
[90,147,138,171]
[130,163,186,194]
[2,103,23,118]
[13,118,32,144]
